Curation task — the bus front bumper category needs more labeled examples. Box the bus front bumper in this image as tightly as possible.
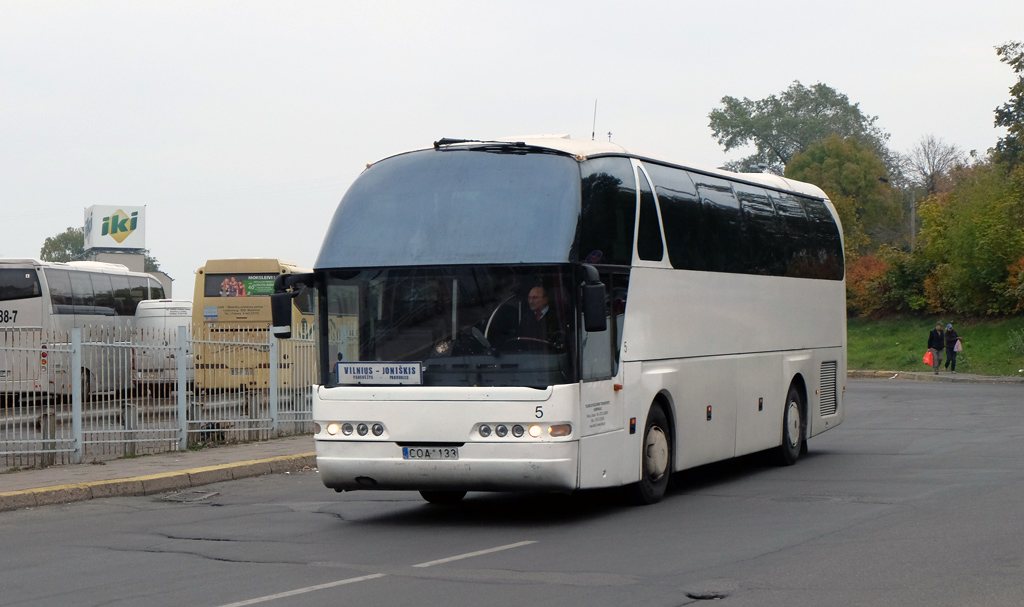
[315,439,579,493]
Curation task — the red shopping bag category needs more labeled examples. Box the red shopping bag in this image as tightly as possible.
[923,350,934,366]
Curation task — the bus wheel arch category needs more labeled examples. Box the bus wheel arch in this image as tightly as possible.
[775,377,807,466]
[627,394,674,505]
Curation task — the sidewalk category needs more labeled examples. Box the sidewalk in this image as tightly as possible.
[0,435,316,512]
[849,369,1024,384]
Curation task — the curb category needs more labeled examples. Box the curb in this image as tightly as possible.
[849,370,1024,384]
[0,453,316,513]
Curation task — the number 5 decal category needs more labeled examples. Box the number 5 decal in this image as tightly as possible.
[535,405,544,419]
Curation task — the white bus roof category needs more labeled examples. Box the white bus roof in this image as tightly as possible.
[383,136,830,201]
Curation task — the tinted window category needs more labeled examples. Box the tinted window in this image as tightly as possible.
[579,157,636,266]
[110,274,131,315]
[636,169,663,262]
[149,278,166,300]
[644,163,704,270]
[90,273,117,314]
[800,198,845,280]
[44,269,73,310]
[734,184,784,276]
[316,149,581,268]
[69,271,95,306]
[691,173,743,273]
[0,268,42,303]
[128,276,149,312]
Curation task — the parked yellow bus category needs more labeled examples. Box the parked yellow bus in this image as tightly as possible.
[192,259,314,392]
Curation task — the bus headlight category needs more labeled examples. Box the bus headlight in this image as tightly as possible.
[495,425,508,437]
[478,424,492,438]
[314,423,322,434]
[326,423,340,436]
[512,425,525,438]
[371,423,384,437]
[341,423,354,436]
[528,424,542,438]
[548,424,572,437]
[357,423,369,436]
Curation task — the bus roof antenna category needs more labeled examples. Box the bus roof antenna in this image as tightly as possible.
[592,100,598,141]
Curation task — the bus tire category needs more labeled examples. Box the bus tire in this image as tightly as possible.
[774,385,804,466]
[419,490,466,505]
[627,403,672,505]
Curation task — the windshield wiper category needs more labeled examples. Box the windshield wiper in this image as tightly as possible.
[433,138,526,149]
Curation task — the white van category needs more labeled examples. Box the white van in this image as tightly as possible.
[133,300,194,391]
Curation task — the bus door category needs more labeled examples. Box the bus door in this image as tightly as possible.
[577,271,629,488]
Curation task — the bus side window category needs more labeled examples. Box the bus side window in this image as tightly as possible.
[44,269,74,313]
[128,276,149,314]
[90,273,117,316]
[149,278,166,299]
[110,274,131,315]
[69,271,96,308]
[579,157,637,266]
[636,168,664,262]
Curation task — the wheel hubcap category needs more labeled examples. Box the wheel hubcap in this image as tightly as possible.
[786,401,801,448]
[644,426,669,480]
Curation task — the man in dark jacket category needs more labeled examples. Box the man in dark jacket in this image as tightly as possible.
[944,323,961,373]
[927,323,945,374]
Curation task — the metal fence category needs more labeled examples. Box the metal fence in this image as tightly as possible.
[1,325,315,470]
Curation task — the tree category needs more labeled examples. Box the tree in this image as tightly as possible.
[902,134,966,195]
[916,162,1024,315]
[39,226,162,271]
[785,134,903,254]
[992,41,1024,169]
[708,81,892,174]
[39,227,86,262]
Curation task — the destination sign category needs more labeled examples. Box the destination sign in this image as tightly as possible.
[337,362,422,385]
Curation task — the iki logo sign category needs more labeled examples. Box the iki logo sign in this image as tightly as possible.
[101,209,139,244]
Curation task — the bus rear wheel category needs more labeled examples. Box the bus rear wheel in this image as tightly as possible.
[774,385,805,466]
[627,403,672,505]
[420,490,466,505]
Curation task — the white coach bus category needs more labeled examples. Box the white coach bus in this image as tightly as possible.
[272,136,846,505]
[0,259,166,399]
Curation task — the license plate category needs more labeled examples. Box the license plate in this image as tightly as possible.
[402,446,459,460]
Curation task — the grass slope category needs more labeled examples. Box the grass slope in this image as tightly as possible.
[848,316,1024,378]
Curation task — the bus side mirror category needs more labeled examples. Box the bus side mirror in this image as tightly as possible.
[272,272,316,339]
[581,264,607,333]
[271,292,294,339]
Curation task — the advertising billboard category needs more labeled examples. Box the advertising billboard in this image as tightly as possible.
[84,205,146,250]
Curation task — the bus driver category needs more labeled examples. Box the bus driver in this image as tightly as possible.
[518,285,562,347]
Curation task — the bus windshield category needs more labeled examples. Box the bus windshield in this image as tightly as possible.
[315,149,582,268]
[323,265,578,388]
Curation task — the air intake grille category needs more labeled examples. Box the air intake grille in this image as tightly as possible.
[820,361,838,416]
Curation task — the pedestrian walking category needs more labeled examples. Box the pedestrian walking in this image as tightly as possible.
[927,323,945,374]
[944,323,961,373]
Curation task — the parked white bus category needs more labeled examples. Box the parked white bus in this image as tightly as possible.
[272,136,847,505]
[0,259,166,400]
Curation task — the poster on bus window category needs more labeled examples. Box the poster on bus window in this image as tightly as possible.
[203,274,276,297]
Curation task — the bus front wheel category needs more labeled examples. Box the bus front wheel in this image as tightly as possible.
[420,490,466,505]
[774,385,805,466]
[627,403,672,505]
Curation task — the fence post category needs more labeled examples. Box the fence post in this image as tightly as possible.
[177,326,189,451]
[268,333,279,437]
[71,328,83,465]
[40,403,56,467]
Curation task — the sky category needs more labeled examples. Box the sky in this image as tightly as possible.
[2,1,1022,297]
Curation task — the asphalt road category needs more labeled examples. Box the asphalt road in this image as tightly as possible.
[2,379,1023,607]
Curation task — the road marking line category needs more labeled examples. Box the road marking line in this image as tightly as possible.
[216,573,387,607]
[217,541,536,606]
[413,540,538,568]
